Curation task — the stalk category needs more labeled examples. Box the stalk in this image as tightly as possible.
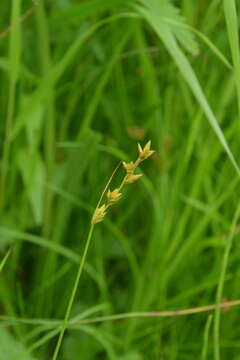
[52,224,94,360]
[52,141,155,358]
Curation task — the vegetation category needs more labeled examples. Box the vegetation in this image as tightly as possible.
[1,0,240,359]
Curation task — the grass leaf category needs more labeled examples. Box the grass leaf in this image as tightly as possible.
[135,0,240,175]
[0,249,11,273]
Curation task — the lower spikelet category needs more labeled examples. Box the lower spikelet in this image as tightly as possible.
[107,189,122,204]
[91,204,107,224]
[124,173,142,184]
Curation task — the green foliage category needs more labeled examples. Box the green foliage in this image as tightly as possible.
[136,0,240,175]
[0,0,240,359]
[0,328,35,360]
[136,0,199,55]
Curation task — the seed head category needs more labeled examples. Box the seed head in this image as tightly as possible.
[107,188,122,204]
[124,173,142,184]
[92,204,107,224]
[91,141,154,225]
[122,161,136,173]
[138,140,155,161]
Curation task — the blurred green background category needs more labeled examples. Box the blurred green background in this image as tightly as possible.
[1,0,240,359]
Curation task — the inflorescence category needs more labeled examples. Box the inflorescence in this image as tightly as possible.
[91,141,155,225]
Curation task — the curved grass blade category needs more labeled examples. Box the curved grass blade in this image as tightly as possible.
[135,0,240,175]
[223,0,240,115]
[0,248,11,273]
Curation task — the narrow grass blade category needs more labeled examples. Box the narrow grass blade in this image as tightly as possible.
[0,227,99,285]
[223,0,240,115]
[0,227,79,263]
[136,1,240,175]
[0,0,22,211]
[201,314,213,360]
[161,15,232,69]
[0,249,11,273]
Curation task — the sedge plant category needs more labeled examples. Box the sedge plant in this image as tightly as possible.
[52,141,155,360]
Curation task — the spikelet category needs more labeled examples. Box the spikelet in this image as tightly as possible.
[92,204,107,224]
[124,173,142,184]
[107,188,122,204]
[122,161,136,173]
[138,140,155,161]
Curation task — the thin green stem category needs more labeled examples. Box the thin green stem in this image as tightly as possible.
[201,315,213,360]
[52,224,94,360]
[52,162,122,358]
[214,204,240,360]
[223,0,240,117]
[0,248,12,273]
[52,153,150,358]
